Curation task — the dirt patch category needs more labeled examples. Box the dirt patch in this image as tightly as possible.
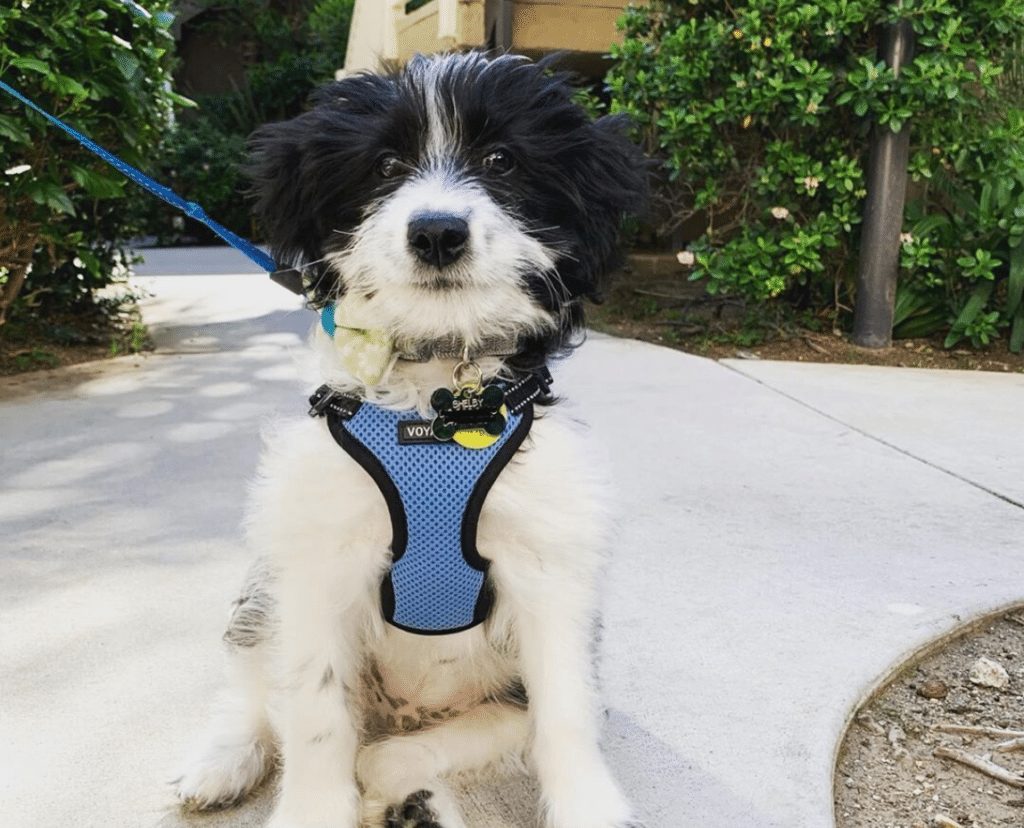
[695,332,1024,373]
[0,303,151,376]
[835,611,1024,828]
[591,268,1024,373]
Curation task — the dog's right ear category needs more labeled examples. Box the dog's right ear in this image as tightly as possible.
[246,73,399,270]
[247,115,318,267]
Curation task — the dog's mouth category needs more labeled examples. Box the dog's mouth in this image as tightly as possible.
[409,265,468,292]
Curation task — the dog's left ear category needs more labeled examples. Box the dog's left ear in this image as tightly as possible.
[570,113,649,301]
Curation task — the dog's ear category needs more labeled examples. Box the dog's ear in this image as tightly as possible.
[588,114,649,217]
[246,74,399,274]
[247,114,319,268]
[568,113,649,301]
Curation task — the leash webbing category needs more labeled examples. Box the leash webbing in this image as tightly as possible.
[0,78,279,275]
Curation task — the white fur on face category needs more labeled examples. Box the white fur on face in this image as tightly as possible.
[324,59,559,355]
[330,172,558,343]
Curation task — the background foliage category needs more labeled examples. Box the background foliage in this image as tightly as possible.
[607,0,1024,351]
[0,0,178,323]
[135,0,354,244]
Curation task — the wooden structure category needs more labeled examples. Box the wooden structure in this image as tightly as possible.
[343,0,644,77]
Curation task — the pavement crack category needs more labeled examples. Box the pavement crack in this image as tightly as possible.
[721,363,1024,512]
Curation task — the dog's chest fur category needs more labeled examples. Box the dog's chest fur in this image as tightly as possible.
[247,393,609,737]
[359,626,512,736]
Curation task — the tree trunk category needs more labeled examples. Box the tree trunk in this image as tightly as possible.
[852,19,916,348]
[0,229,38,327]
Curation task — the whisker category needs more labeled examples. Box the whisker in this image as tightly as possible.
[293,254,335,272]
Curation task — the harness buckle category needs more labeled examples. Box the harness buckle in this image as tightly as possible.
[308,387,337,418]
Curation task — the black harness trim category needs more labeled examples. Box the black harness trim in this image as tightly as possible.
[308,368,549,635]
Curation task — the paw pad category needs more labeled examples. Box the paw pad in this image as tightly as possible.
[384,789,443,828]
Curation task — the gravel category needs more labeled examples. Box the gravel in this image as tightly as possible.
[835,611,1024,828]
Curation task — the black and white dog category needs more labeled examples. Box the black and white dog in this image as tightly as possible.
[175,53,647,828]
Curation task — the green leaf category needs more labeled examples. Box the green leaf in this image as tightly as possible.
[944,281,994,348]
[0,114,31,143]
[167,91,198,109]
[894,308,948,339]
[943,329,964,349]
[69,165,125,199]
[979,182,993,218]
[28,181,76,215]
[993,177,1013,210]
[911,214,951,237]
[1009,242,1024,317]
[46,190,75,215]
[114,52,141,80]
[1011,308,1024,353]
[10,56,50,75]
[49,74,88,98]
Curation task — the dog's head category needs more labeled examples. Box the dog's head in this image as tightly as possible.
[248,52,647,367]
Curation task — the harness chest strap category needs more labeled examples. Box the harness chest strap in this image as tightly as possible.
[308,369,551,635]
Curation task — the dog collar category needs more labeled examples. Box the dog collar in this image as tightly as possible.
[319,300,524,385]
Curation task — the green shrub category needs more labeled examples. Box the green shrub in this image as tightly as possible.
[134,0,354,243]
[0,0,179,323]
[132,113,251,245]
[606,0,1024,350]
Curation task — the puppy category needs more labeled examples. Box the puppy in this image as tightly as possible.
[174,52,647,828]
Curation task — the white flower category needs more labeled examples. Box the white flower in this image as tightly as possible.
[803,175,820,191]
[771,206,790,220]
[4,164,31,175]
[900,232,913,245]
[676,250,695,266]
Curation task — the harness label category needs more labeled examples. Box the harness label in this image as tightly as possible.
[397,420,440,445]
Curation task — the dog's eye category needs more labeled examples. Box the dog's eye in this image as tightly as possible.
[482,149,514,174]
[376,155,405,179]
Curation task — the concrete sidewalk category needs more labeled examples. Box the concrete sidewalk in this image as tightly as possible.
[2,247,1023,828]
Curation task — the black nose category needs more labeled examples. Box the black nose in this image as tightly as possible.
[407,214,469,269]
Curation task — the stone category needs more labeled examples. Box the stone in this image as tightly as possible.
[969,657,1010,689]
[917,679,949,700]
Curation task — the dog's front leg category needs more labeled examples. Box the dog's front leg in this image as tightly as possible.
[268,559,372,828]
[503,570,633,828]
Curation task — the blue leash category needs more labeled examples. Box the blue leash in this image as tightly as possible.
[0,78,297,285]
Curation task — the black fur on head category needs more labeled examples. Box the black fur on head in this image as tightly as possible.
[247,52,647,370]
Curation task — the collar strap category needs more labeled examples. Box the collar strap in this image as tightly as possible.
[307,366,553,420]
[395,337,522,362]
[319,301,522,363]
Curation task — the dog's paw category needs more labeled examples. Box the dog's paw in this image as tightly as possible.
[539,753,633,828]
[172,736,269,810]
[380,789,465,828]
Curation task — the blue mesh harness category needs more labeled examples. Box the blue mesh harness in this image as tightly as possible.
[308,371,549,635]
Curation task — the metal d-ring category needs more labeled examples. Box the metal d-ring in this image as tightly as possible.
[452,347,483,392]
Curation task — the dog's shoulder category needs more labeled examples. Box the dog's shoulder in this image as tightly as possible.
[483,405,613,550]
[247,414,388,531]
